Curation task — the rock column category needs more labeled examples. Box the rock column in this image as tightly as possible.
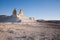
[12,8,17,17]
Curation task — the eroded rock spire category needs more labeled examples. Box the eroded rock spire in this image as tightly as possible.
[19,9,23,16]
[12,8,17,17]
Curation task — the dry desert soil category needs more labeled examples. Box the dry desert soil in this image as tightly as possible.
[0,22,60,40]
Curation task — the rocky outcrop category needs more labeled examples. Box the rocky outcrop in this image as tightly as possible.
[17,9,36,22]
[17,9,28,21]
[12,8,17,18]
[0,8,36,23]
[19,9,23,16]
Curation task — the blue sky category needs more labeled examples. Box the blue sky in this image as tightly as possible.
[0,0,60,20]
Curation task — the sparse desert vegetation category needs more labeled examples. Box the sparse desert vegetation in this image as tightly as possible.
[0,23,60,40]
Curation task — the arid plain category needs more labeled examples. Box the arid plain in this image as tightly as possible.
[0,22,60,40]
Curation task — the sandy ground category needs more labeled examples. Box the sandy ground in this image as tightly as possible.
[0,23,60,40]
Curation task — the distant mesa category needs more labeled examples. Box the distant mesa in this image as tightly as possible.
[0,8,35,23]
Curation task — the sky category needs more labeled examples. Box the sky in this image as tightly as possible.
[0,0,60,20]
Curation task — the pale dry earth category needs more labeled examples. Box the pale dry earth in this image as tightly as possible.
[0,22,60,40]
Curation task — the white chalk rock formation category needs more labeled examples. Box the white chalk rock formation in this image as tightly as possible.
[17,9,36,23]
